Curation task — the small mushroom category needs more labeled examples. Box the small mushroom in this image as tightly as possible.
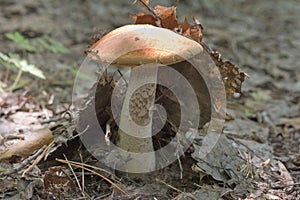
[86,24,203,174]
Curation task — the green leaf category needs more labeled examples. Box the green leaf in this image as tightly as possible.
[0,51,10,60]
[0,52,16,70]
[37,38,52,51]
[19,59,46,79]
[0,52,45,79]
[5,32,36,52]
[0,58,16,71]
[250,91,268,100]
[37,36,70,54]
[244,108,253,116]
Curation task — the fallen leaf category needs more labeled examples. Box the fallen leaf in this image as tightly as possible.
[279,117,300,130]
[132,3,245,98]
[211,53,246,97]
[264,194,281,200]
[132,13,157,26]
[277,161,294,188]
[154,5,178,29]
[0,128,54,161]
[180,17,191,33]
[44,166,76,199]
[189,15,203,42]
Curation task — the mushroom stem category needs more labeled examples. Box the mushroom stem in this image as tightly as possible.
[117,65,157,175]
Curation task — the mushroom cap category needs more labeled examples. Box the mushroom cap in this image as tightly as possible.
[86,24,203,66]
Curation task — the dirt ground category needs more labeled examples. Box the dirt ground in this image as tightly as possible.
[0,0,299,199]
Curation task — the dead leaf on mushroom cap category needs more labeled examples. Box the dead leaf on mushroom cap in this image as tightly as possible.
[154,5,178,29]
[132,13,158,26]
[210,51,247,97]
[132,0,246,97]
[132,2,203,42]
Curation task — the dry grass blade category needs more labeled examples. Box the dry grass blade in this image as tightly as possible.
[156,179,198,200]
[79,153,85,195]
[56,158,125,194]
[22,140,55,176]
[57,159,121,181]
[63,155,85,198]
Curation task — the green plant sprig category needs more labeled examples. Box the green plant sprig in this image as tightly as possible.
[0,52,45,92]
[5,32,36,52]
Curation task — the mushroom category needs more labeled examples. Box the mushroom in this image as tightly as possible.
[85,24,204,174]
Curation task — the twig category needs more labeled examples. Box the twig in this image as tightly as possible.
[69,125,89,140]
[193,183,222,192]
[41,115,64,124]
[63,155,85,198]
[18,146,46,171]
[57,159,120,181]
[56,158,125,194]
[9,69,23,92]
[156,179,198,200]
[176,153,183,179]
[271,182,300,189]
[79,153,85,195]
[225,134,265,162]
[0,145,47,176]
[156,178,182,193]
[117,69,127,85]
[199,41,213,53]
[22,140,55,176]
[105,122,112,146]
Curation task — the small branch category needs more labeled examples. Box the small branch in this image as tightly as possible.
[57,159,121,181]
[79,153,85,195]
[0,145,46,176]
[156,179,198,200]
[176,153,183,179]
[271,182,300,189]
[156,178,182,193]
[22,140,55,176]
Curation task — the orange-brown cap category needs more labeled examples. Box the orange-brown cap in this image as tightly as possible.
[86,24,203,66]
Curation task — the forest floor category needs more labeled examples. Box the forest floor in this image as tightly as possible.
[0,0,299,199]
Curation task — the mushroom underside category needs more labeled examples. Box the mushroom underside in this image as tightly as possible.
[76,60,211,163]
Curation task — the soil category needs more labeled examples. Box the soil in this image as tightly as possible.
[0,0,299,199]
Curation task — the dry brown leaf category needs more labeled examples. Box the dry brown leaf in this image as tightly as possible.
[132,2,245,97]
[210,51,246,97]
[154,5,178,29]
[279,117,300,130]
[44,166,76,198]
[0,128,54,161]
[189,15,203,42]
[181,17,190,33]
[277,161,294,192]
[132,13,157,26]
[189,25,203,43]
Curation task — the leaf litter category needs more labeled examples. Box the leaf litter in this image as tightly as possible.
[0,0,299,199]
